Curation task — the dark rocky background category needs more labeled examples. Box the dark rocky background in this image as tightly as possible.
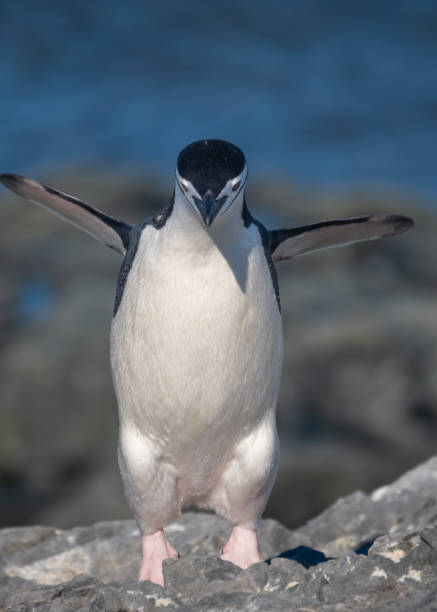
[2,456,437,610]
[0,173,430,532]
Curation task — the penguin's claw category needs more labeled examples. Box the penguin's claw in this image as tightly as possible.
[220,525,261,569]
[139,529,178,586]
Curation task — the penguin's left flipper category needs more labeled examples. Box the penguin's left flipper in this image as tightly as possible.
[0,173,131,256]
[270,214,414,262]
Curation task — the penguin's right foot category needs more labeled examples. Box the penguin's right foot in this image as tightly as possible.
[138,529,179,586]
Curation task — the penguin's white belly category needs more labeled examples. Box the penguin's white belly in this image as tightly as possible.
[111,223,283,497]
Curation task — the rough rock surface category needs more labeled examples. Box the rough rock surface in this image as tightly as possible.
[2,457,437,611]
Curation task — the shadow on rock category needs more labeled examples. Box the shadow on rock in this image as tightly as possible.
[270,544,333,568]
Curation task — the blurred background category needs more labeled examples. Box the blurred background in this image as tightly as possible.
[0,0,435,530]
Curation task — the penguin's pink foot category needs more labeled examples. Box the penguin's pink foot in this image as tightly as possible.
[138,529,179,586]
[220,525,261,569]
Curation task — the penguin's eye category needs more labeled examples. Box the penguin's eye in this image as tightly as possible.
[232,181,241,192]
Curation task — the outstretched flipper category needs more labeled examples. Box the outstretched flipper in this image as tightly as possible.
[270,214,414,262]
[0,173,132,255]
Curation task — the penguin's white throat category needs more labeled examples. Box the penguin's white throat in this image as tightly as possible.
[173,181,245,243]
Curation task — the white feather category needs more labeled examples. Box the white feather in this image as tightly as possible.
[110,186,282,533]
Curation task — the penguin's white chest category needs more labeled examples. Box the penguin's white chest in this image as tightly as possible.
[110,220,283,477]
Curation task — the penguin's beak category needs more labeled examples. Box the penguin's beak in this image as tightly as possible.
[193,192,228,227]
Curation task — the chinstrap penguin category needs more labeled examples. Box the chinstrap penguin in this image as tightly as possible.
[0,140,414,585]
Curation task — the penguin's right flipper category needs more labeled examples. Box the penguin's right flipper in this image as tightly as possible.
[0,173,131,255]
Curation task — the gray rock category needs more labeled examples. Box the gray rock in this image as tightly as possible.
[2,457,437,610]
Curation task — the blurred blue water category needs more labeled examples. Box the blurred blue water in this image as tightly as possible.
[17,280,55,325]
[1,0,436,198]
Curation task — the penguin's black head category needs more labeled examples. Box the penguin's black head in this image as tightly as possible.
[176,139,247,226]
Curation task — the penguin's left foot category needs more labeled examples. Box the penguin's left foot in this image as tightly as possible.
[220,525,261,569]
[138,529,179,586]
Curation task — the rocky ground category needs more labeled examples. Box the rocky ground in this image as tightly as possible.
[2,456,437,611]
[0,171,435,531]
